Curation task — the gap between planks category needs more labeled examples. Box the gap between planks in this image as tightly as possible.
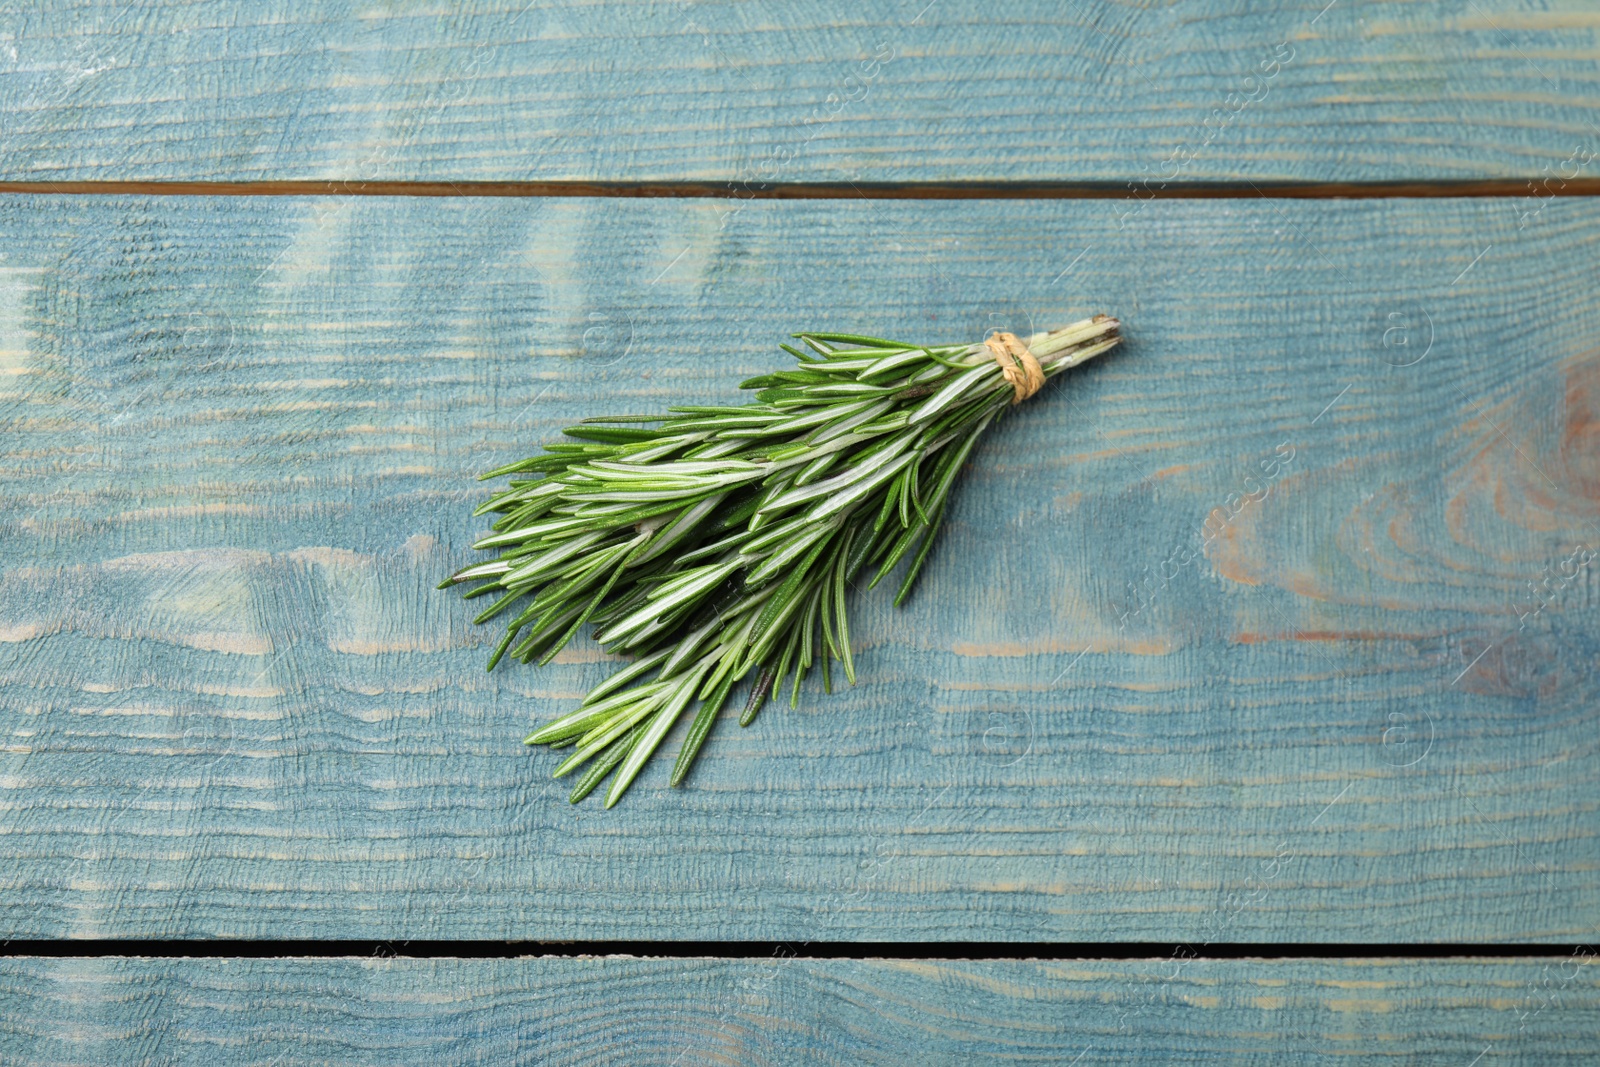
[2,942,1593,961]
[1,180,1598,199]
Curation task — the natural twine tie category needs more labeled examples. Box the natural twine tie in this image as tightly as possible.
[985,331,1045,404]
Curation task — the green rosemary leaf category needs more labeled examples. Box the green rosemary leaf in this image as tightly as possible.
[754,387,811,405]
[796,332,916,348]
[799,585,821,673]
[868,506,930,590]
[908,362,995,424]
[745,534,835,667]
[819,565,840,662]
[920,417,991,516]
[833,531,857,686]
[907,453,930,526]
[606,664,712,807]
[778,342,820,364]
[739,667,775,728]
[478,455,562,480]
[760,435,913,515]
[845,519,886,581]
[554,692,669,776]
[561,426,663,444]
[872,475,900,536]
[593,559,741,646]
[486,626,520,673]
[510,602,587,663]
[895,466,913,529]
[634,492,729,564]
[895,501,947,607]
[660,615,724,678]
[697,629,752,702]
[498,530,611,585]
[803,450,920,524]
[568,723,645,804]
[535,539,647,666]
[743,522,837,586]
[447,316,1121,805]
[771,623,800,717]
[580,648,672,707]
[789,648,808,709]
[671,668,739,787]
[526,679,675,746]
[665,406,755,416]
[459,579,506,602]
[472,589,523,626]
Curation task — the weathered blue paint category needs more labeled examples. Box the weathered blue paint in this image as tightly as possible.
[0,194,1594,941]
[1,2,1597,182]
[2,955,1597,1065]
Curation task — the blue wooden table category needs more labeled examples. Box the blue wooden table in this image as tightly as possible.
[2,2,1598,1062]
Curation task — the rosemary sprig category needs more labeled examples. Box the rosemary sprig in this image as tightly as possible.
[444,316,1121,806]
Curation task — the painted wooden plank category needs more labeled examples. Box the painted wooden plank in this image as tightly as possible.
[0,194,1597,942]
[2,954,1598,1064]
[2,1,1599,183]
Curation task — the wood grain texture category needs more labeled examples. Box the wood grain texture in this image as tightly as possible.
[3,955,1599,1065]
[0,194,1597,941]
[2,1,1599,183]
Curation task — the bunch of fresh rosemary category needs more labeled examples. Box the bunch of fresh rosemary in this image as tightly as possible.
[444,315,1120,806]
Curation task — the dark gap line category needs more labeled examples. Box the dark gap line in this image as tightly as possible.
[0,179,1596,200]
[1,941,1589,961]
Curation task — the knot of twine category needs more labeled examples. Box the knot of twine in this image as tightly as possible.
[985,332,1045,404]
